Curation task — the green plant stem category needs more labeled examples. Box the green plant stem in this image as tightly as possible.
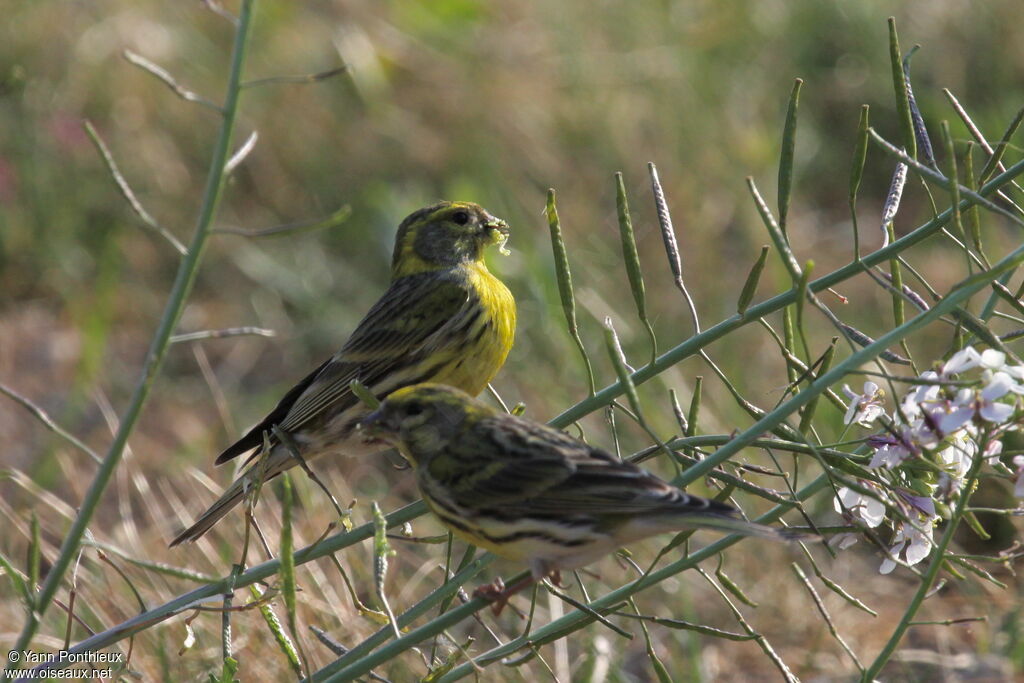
[888,18,916,160]
[869,128,1022,226]
[861,451,985,680]
[26,501,429,678]
[549,154,1024,430]
[674,243,1024,488]
[34,151,1024,678]
[6,2,255,671]
[420,476,830,683]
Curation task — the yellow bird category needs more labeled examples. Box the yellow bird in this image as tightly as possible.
[361,384,802,613]
[171,202,516,546]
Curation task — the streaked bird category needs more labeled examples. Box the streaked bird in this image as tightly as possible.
[171,202,516,546]
[361,383,803,612]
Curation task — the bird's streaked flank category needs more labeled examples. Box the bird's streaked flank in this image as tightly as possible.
[171,202,516,546]
[360,383,803,613]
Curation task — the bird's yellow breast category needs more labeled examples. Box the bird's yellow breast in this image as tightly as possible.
[432,261,515,394]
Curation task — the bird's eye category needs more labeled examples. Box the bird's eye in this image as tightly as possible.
[452,210,470,225]
[404,403,425,417]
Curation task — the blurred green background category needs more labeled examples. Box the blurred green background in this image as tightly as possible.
[3,0,1023,679]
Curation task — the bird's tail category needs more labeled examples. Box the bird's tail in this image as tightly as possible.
[169,449,295,547]
[668,511,816,542]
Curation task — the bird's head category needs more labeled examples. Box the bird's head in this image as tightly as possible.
[391,201,510,278]
[359,383,490,465]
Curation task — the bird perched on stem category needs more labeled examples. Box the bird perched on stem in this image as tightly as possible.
[171,202,516,546]
[360,383,805,614]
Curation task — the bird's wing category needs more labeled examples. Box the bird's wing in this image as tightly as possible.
[439,414,730,518]
[516,455,728,517]
[428,416,584,508]
[216,273,472,464]
[215,356,332,463]
[276,273,474,431]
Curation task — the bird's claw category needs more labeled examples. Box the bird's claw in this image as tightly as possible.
[473,577,512,615]
[473,575,536,617]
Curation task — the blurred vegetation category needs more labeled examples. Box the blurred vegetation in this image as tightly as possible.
[2,0,1023,680]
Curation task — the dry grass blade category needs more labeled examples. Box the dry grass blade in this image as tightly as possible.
[0,383,102,465]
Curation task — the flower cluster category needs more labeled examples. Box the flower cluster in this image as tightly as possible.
[834,347,1023,574]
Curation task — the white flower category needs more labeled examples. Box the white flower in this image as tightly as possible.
[938,424,977,496]
[834,486,885,527]
[1014,456,1024,499]
[935,472,956,499]
[1002,362,1024,382]
[985,370,1024,398]
[984,440,1003,460]
[843,381,886,426]
[980,349,1009,370]
[936,433,977,482]
[879,519,935,574]
[831,533,859,550]
[901,371,940,421]
[911,412,944,448]
[941,347,982,376]
[940,374,1019,433]
[867,430,915,469]
[937,389,976,434]
[939,346,1018,381]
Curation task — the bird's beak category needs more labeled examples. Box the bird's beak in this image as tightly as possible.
[483,217,510,254]
[485,217,510,239]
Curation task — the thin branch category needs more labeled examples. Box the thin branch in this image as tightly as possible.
[29,151,1024,679]
[6,3,258,672]
[224,130,259,175]
[214,204,352,238]
[201,0,238,25]
[548,154,1024,429]
[242,65,349,89]
[0,382,102,465]
[83,121,187,254]
[863,444,985,679]
[868,128,1023,227]
[791,563,863,672]
[123,50,222,112]
[414,476,829,683]
[944,88,1024,213]
[697,566,797,682]
[170,326,275,343]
